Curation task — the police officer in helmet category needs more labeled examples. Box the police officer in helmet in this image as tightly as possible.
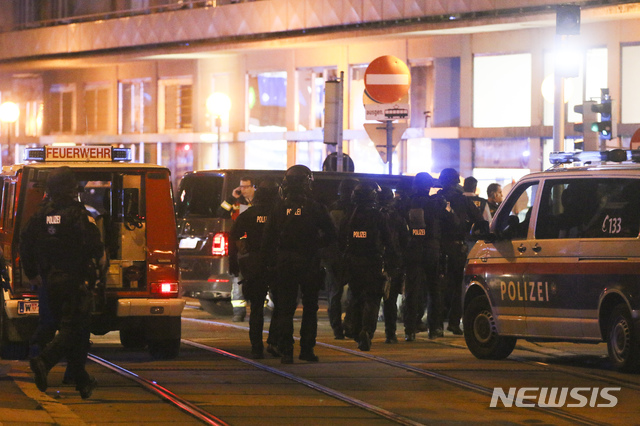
[21,166,106,399]
[261,165,336,363]
[438,168,483,335]
[340,181,396,351]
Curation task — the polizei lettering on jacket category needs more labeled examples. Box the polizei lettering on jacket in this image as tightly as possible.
[497,280,550,302]
[256,216,268,223]
[286,208,302,216]
[353,231,367,238]
[46,215,61,224]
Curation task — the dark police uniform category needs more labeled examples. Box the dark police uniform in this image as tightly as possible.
[377,186,409,343]
[21,166,105,399]
[340,182,396,351]
[438,168,483,334]
[261,165,336,363]
[325,178,359,340]
[403,173,448,340]
[229,180,280,359]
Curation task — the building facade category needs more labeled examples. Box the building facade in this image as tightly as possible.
[1,0,640,193]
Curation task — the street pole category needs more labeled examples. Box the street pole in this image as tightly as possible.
[386,120,393,174]
[216,115,222,169]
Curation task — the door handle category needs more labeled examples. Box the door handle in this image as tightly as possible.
[518,244,526,253]
[532,243,541,253]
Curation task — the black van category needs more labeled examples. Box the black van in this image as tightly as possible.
[175,169,413,315]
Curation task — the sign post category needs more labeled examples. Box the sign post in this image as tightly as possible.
[363,55,410,174]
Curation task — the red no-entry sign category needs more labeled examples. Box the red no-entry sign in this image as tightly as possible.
[364,55,411,104]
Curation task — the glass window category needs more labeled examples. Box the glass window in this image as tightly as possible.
[473,53,531,128]
[621,44,640,123]
[176,175,224,218]
[493,180,538,240]
[159,78,193,132]
[50,84,76,133]
[536,178,640,240]
[297,67,337,131]
[85,83,110,133]
[248,71,287,128]
[119,79,153,134]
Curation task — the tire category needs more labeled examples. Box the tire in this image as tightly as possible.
[119,324,148,350]
[463,295,516,360]
[199,299,233,317]
[148,338,181,360]
[607,303,640,373]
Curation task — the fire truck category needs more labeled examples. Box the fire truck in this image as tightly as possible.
[0,146,184,360]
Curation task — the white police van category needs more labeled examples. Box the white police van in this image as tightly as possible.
[464,149,640,372]
[0,146,184,360]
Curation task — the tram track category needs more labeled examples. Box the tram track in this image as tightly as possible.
[79,311,638,425]
[183,317,620,426]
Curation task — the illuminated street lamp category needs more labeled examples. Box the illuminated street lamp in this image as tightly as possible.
[0,101,20,166]
[206,93,231,169]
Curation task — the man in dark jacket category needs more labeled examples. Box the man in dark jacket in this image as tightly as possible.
[438,168,483,335]
[378,186,409,343]
[261,165,336,363]
[339,182,396,351]
[229,179,280,359]
[403,173,449,341]
[21,166,106,399]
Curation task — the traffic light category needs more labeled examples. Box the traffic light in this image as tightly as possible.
[573,100,598,150]
[590,89,612,140]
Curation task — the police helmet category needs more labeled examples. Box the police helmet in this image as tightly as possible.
[281,165,313,195]
[412,172,435,192]
[46,166,78,199]
[439,168,460,188]
[254,179,280,205]
[351,181,380,205]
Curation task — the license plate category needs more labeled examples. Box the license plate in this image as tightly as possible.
[179,237,199,249]
[18,301,39,315]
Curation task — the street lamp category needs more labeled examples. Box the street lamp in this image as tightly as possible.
[206,93,231,169]
[0,101,19,166]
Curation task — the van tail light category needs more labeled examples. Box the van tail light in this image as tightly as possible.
[150,282,179,295]
[212,232,228,256]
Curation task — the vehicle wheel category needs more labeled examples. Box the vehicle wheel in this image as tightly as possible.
[199,299,233,317]
[607,303,640,373]
[148,338,180,360]
[463,295,516,360]
[120,324,147,349]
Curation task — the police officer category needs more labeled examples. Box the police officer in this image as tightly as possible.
[340,182,396,351]
[261,165,336,364]
[326,178,359,340]
[403,173,449,341]
[438,168,483,335]
[229,179,281,359]
[377,186,409,343]
[21,166,106,399]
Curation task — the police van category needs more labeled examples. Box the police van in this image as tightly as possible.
[176,169,412,315]
[0,146,184,360]
[464,149,640,372]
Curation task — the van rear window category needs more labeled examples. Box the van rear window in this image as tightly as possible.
[176,175,224,218]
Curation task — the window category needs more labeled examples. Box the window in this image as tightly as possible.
[473,53,531,128]
[493,181,538,240]
[535,179,640,240]
[296,67,337,131]
[248,71,287,129]
[621,44,640,123]
[50,84,76,133]
[159,78,193,132]
[85,83,110,133]
[119,79,153,134]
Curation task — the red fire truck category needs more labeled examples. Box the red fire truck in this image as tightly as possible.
[0,146,184,360]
